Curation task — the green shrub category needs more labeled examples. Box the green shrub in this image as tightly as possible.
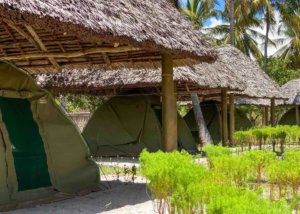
[140,150,292,214]
[243,150,276,186]
[203,144,232,158]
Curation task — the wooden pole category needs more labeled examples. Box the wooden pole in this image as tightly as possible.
[296,106,300,126]
[229,95,235,147]
[221,90,228,146]
[161,54,177,152]
[270,98,276,152]
[264,106,269,126]
[270,98,276,127]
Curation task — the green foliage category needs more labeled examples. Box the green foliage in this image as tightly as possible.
[140,149,293,213]
[55,94,106,113]
[243,150,276,185]
[140,150,208,213]
[234,125,300,151]
[266,58,300,86]
[203,144,232,158]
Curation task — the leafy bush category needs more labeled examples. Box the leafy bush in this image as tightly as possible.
[243,150,276,186]
[140,150,292,214]
[203,144,232,158]
[234,125,300,152]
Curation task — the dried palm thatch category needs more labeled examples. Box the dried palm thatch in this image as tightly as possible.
[35,63,246,99]
[236,78,300,106]
[0,0,216,73]
[215,45,285,100]
[235,98,274,107]
[35,45,286,101]
[280,78,300,106]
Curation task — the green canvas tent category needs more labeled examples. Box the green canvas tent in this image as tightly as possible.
[279,108,298,125]
[184,101,252,144]
[0,61,99,210]
[83,96,198,157]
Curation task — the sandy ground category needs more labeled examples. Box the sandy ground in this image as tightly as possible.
[2,158,208,214]
[3,178,154,214]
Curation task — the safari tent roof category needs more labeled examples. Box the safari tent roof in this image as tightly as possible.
[0,0,216,73]
[280,78,300,106]
[0,61,98,210]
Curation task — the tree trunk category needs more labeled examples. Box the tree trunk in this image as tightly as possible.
[264,8,270,73]
[230,0,235,46]
[191,94,213,145]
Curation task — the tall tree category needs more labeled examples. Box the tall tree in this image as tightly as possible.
[275,1,300,68]
[179,0,217,27]
[206,13,267,63]
[252,0,279,73]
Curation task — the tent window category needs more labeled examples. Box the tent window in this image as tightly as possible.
[0,97,51,191]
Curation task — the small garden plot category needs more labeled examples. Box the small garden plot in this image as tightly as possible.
[234,125,300,153]
[140,145,300,214]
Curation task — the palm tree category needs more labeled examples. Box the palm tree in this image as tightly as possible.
[205,6,268,63]
[275,1,300,68]
[251,0,281,72]
[179,0,217,27]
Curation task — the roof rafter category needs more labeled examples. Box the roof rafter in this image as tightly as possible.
[24,24,60,69]
[0,46,141,61]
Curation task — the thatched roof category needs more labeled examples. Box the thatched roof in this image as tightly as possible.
[235,98,273,107]
[214,46,284,99]
[35,63,246,98]
[35,45,286,100]
[0,0,216,73]
[280,78,300,106]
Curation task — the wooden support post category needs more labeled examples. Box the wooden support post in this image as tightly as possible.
[264,106,269,126]
[270,98,276,127]
[296,106,300,126]
[221,90,228,146]
[229,95,235,147]
[270,98,276,152]
[161,54,177,152]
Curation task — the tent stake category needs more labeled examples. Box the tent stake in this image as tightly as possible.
[161,54,177,152]
[229,95,235,147]
[221,89,228,146]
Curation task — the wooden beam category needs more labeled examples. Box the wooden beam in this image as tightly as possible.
[229,95,235,147]
[264,106,269,126]
[270,98,275,127]
[161,54,177,152]
[3,19,39,49]
[221,89,228,146]
[0,46,141,61]
[24,24,60,69]
[102,53,111,65]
